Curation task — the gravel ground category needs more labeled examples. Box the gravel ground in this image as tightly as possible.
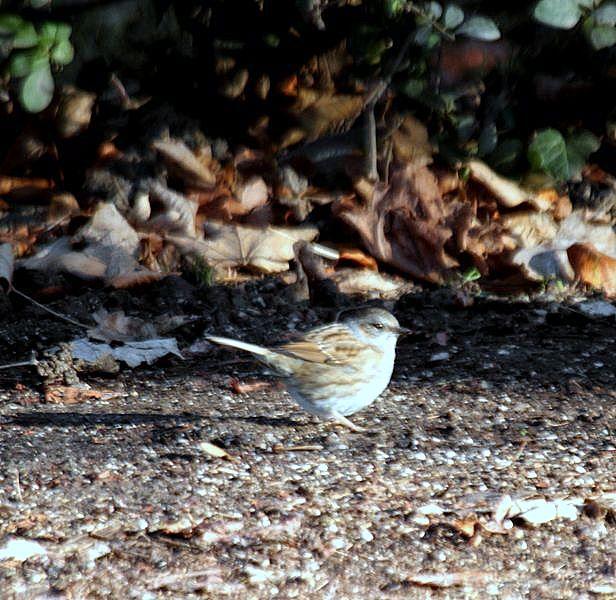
[0,282,615,599]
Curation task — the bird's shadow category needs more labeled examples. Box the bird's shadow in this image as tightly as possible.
[2,411,304,429]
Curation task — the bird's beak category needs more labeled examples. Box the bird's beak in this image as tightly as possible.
[394,326,412,336]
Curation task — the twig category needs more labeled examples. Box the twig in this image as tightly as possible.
[0,351,38,371]
[11,287,90,329]
[360,4,454,179]
[361,27,415,179]
[273,444,324,453]
[407,4,456,41]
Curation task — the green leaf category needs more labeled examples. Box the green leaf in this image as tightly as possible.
[533,0,582,29]
[39,22,71,46]
[0,15,38,48]
[413,25,433,45]
[456,16,501,41]
[594,2,616,26]
[566,130,600,176]
[589,24,616,48]
[462,266,481,282]
[385,0,406,18]
[528,129,570,181]
[50,38,74,65]
[401,78,426,98]
[8,48,48,77]
[489,138,523,173]
[442,4,464,29]
[13,22,39,48]
[425,2,443,20]
[0,14,26,34]
[19,60,54,113]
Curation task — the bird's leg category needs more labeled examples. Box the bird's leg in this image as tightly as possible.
[329,412,366,433]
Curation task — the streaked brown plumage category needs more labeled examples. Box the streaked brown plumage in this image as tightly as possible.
[207,308,408,431]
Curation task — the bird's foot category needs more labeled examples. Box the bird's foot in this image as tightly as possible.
[329,412,367,433]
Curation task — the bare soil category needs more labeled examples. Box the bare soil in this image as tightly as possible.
[0,280,614,599]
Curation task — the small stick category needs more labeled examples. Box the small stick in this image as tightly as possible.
[0,351,38,370]
[273,444,324,453]
[360,28,415,179]
[11,287,89,329]
[407,4,456,41]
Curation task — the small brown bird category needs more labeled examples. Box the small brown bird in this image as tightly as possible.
[207,308,408,431]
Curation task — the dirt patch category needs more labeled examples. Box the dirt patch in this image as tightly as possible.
[0,281,614,598]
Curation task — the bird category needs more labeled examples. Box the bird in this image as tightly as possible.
[206,307,408,432]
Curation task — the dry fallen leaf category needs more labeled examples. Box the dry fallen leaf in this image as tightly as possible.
[331,269,410,299]
[284,90,365,145]
[170,221,318,275]
[568,243,616,297]
[334,163,507,283]
[198,441,232,460]
[44,385,117,405]
[18,203,163,287]
[229,378,271,394]
[147,182,199,237]
[337,247,378,270]
[451,516,480,538]
[334,165,456,283]
[391,115,433,167]
[276,166,341,222]
[468,160,552,211]
[153,139,216,189]
[506,211,616,283]
[55,86,96,138]
[88,309,157,343]
[71,337,183,368]
[0,176,54,196]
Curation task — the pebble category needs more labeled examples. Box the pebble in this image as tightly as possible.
[85,542,111,562]
[359,528,374,542]
[486,583,500,595]
[0,538,47,561]
[245,565,274,584]
[579,522,608,541]
[330,538,346,550]
[417,502,444,516]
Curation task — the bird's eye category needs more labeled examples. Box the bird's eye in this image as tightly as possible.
[372,322,384,329]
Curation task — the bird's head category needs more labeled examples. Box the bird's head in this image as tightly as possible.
[341,307,410,348]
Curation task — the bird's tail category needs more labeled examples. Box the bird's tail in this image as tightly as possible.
[206,335,273,358]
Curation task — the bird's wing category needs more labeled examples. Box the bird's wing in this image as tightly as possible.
[277,323,362,365]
